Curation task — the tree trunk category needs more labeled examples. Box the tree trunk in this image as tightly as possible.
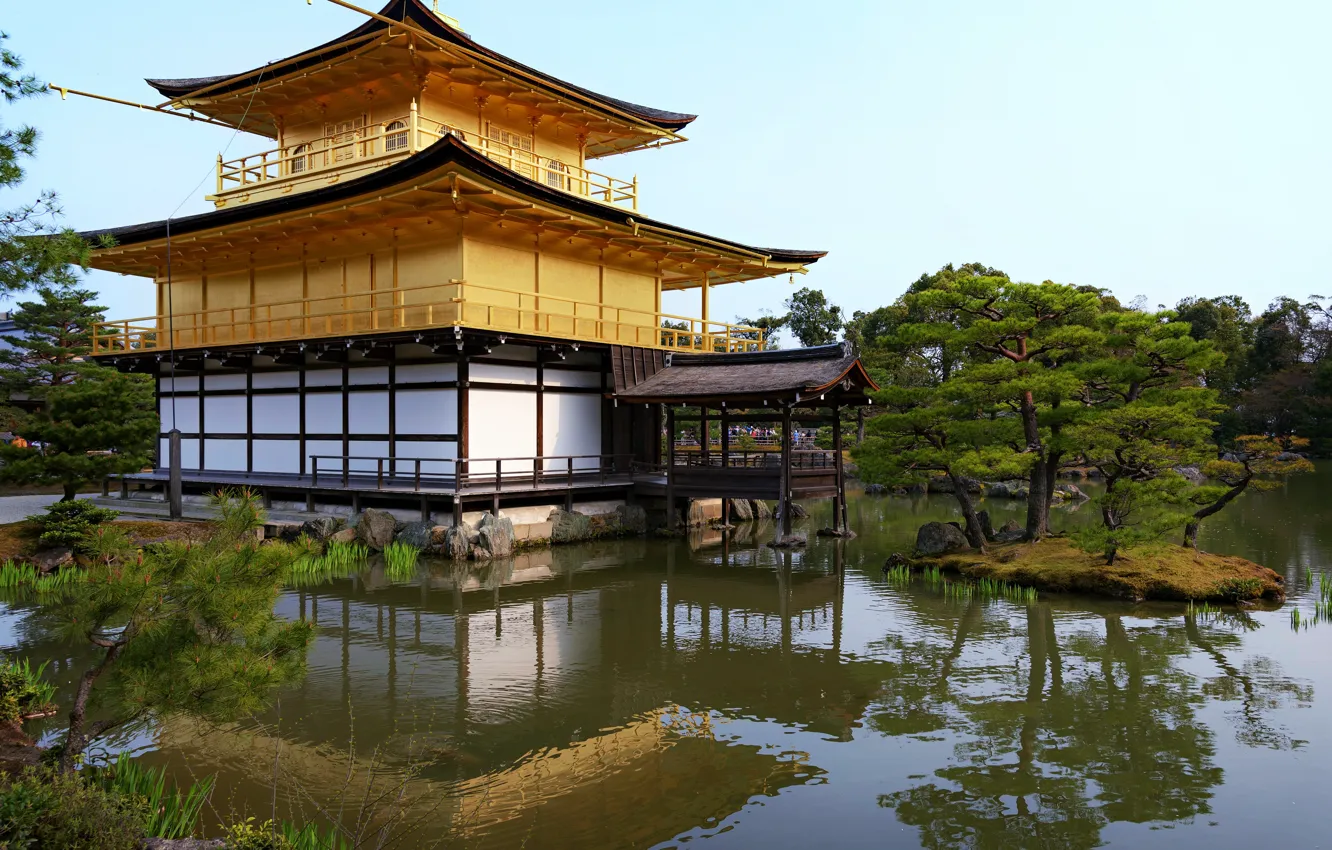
[1042,449,1062,533]
[1186,476,1251,549]
[1025,458,1050,540]
[60,482,78,502]
[1105,545,1117,566]
[948,471,988,552]
[856,408,865,446]
[61,642,122,773]
[1182,520,1200,549]
[1019,392,1048,541]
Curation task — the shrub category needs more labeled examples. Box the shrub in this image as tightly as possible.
[24,500,119,550]
[1213,577,1264,601]
[89,752,213,840]
[0,766,148,850]
[224,818,350,850]
[0,657,55,724]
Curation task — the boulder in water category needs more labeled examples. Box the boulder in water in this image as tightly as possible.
[915,521,970,556]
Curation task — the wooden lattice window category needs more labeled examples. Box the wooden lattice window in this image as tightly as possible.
[384,120,409,152]
[486,124,534,178]
[323,115,367,164]
[545,159,569,190]
[289,143,310,174]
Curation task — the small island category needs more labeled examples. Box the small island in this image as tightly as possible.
[897,529,1284,604]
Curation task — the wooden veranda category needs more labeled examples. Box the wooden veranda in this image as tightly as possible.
[612,342,879,537]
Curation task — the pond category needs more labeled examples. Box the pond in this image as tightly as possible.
[5,473,1332,848]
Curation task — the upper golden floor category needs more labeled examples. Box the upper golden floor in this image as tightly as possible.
[148,0,690,212]
[82,0,824,356]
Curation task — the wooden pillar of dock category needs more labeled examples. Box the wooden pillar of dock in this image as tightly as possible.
[666,405,677,531]
[720,404,730,526]
[778,404,793,539]
[832,404,845,533]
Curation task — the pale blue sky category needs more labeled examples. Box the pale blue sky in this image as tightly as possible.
[5,0,1329,329]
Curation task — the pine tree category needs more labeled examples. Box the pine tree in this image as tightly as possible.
[47,491,313,771]
[854,383,1031,550]
[1185,435,1314,548]
[896,276,1104,539]
[0,284,106,400]
[0,367,157,500]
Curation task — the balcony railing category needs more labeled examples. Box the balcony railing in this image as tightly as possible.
[89,279,763,355]
[214,103,638,210]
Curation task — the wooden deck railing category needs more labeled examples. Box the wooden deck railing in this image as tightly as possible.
[90,279,764,355]
[308,453,634,492]
[215,101,638,210]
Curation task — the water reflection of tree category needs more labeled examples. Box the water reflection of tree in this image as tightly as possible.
[871,604,1308,847]
[1183,613,1313,750]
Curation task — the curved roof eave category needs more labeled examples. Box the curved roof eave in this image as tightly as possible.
[145,0,696,132]
[78,135,825,267]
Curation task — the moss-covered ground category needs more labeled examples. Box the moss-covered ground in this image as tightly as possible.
[0,520,213,561]
[913,538,1284,603]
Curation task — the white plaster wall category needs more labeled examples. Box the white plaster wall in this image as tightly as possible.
[349,391,389,433]
[206,374,247,391]
[397,362,456,383]
[204,439,247,472]
[252,440,299,474]
[160,376,198,392]
[304,394,342,432]
[203,396,247,434]
[305,369,342,387]
[159,398,198,432]
[306,440,344,474]
[471,363,537,385]
[253,394,300,433]
[543,369,602,388]
[252,371,299,389]
[349,366,389,386]
[396,389,457,434]
[160,437,200,469]
[348,441,391,473]
[469,389,536,473]
[543,394,602,470]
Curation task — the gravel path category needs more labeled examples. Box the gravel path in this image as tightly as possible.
[0,494,90,525]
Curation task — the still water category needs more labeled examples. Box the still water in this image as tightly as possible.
[7,475,1332,848]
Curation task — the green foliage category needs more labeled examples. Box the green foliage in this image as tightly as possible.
[89,753,213,840]
[1071,476,1194,563]
[0,367,158,500]
[783,287,844,347]
[1211,577,1264,602]
[732,312,787,348]
[0,561,86,598]
[0,766,148,850]
[288,539,368,587]
[0,657,55,723]
[382,541,420,579]
[0,285,106,399]
[48,489,314,768]
[24,499,119,549]
[224,818,350,850]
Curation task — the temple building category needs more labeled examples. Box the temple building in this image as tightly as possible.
[84,0,876,526]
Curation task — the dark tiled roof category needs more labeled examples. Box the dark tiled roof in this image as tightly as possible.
[78,134,826,267]
[147,0,695,132]
[613,342,878,405]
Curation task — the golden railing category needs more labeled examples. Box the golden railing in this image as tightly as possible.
[215,102,638,210]
[90,280,762,355]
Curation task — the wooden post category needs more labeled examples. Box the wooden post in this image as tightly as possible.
[779,405,792,539]
[700,404,710,464]
[409,99,419,153]
[832,404,844,533]
[720,404,730,525]
[168,429,183,520]
[666,406,676,531]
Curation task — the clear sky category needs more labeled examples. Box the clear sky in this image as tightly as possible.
[4,0,1329,330]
